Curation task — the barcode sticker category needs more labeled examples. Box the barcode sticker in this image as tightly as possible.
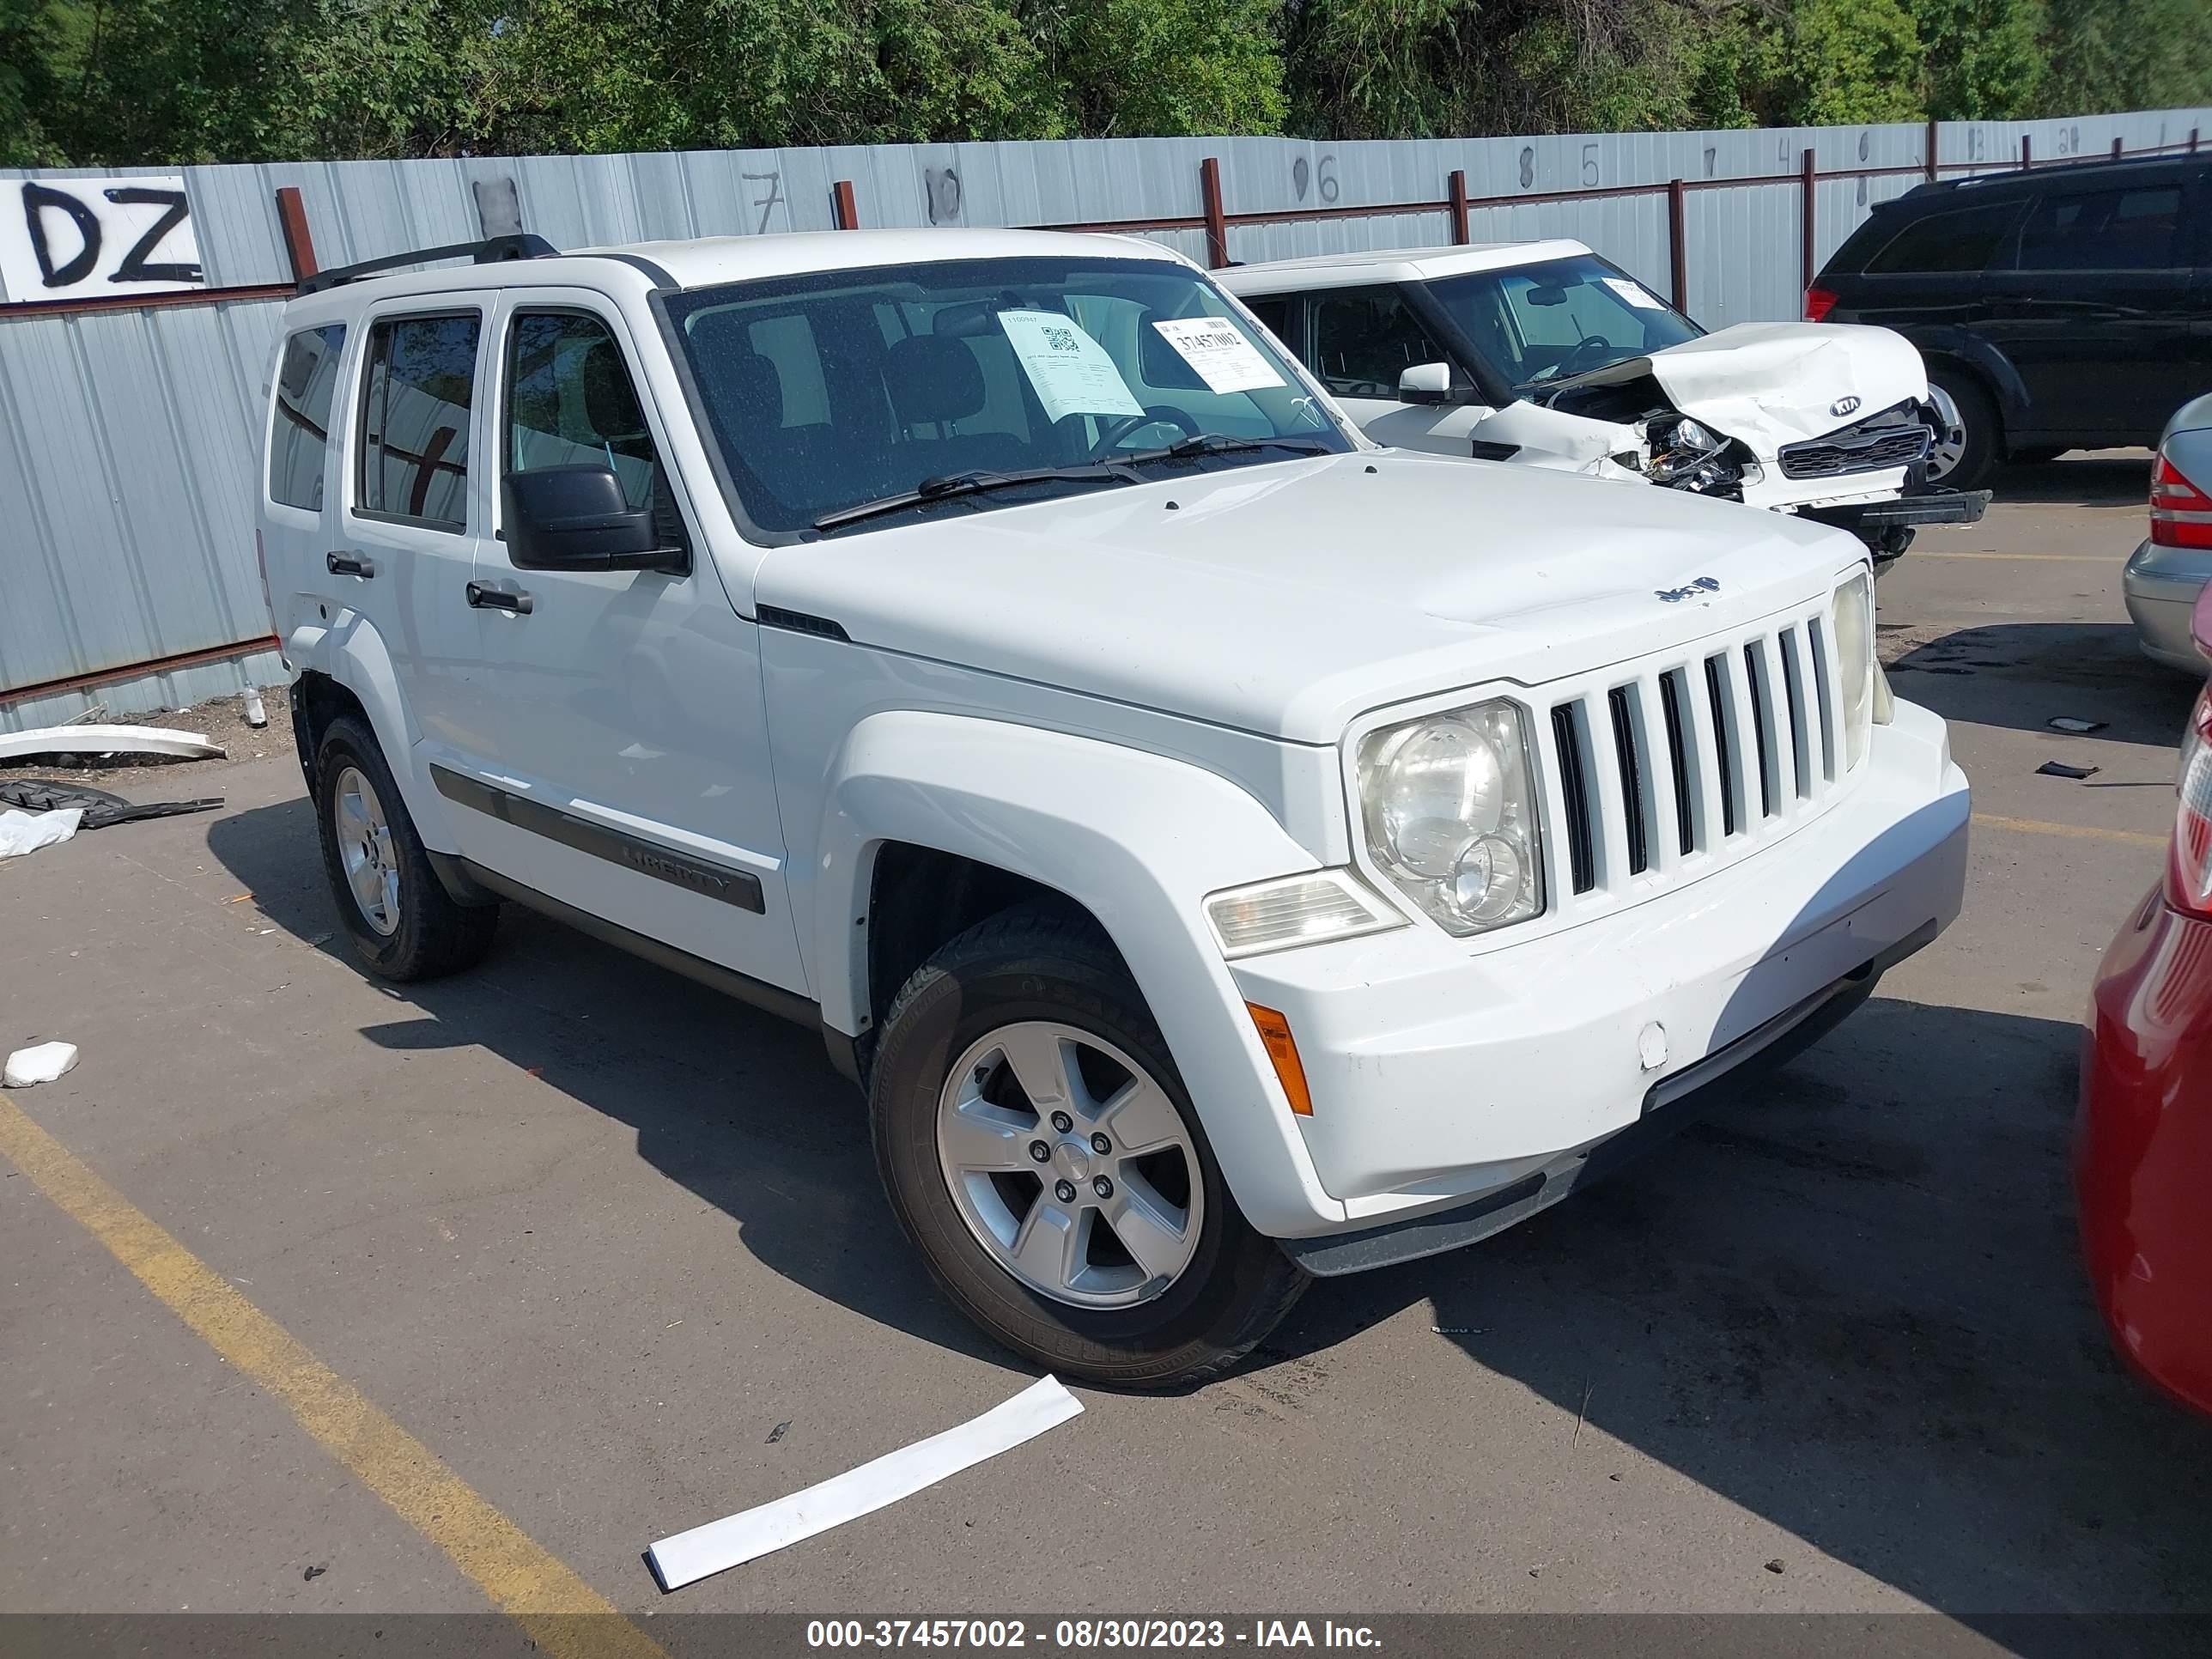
[1150,316,1287,394]
[997,310,1144,422]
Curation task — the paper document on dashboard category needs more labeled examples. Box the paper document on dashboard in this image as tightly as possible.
[998,310,1144,423]
[1151,317,1285,394]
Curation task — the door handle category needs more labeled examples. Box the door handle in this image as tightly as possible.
[325,551,376,578]
[466,580,534,615]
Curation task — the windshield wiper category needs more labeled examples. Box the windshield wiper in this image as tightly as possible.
[1115,434,1335,467]
[811,464,1133,532]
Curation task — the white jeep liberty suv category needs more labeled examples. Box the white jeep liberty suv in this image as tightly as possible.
[258,227,1969,1389]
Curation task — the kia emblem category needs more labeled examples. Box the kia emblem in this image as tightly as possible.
[1831,395,1862,417]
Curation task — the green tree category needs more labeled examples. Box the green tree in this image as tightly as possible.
[1762,0,1927,125]
[2035,0,2212,118]
[1033,0,1286,137]
[0,0,67,165]
[1910,0,2046,117]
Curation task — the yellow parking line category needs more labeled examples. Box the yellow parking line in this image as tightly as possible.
[0,1096,665,1659]
[1911,550,2121,562]
[1973,811,2166,849]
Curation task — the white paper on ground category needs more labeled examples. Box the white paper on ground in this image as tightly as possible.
[0,807,82,860]
[4,1041,80,1087]
[647,1375,1084,1591]
[997,311,1143,423]
[1150,317,1286,394]
[1602,276,1666,312]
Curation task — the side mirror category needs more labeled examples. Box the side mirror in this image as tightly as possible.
[503,465,684,574]
[1399,362,1475,407]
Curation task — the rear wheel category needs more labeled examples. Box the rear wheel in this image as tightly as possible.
[313,716,498,981]
[1924,369,1998,492]
[869,904,1307,1389]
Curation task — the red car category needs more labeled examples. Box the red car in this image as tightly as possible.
[2080,584,2212,1417]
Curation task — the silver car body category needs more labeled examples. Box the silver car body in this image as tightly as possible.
[2124,392,2212,672]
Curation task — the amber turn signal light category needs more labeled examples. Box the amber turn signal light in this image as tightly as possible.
[1245,1002,1314,1116]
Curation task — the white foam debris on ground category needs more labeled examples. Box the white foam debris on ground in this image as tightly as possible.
[646,1375,1084,1591]
[0,807,82,860]
[0,724,223,763]
[4,1042,80,1087]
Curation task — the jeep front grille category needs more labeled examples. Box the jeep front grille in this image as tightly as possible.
[1539,599,1846,908]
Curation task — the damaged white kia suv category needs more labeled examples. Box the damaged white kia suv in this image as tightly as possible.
[1222,240,1987,565]
[258,227,1968,1388]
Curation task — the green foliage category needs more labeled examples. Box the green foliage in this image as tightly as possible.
[0,0,2208,166]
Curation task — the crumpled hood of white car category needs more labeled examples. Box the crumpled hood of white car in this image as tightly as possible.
[753,451,1866,744]
[1557,322,1929,453]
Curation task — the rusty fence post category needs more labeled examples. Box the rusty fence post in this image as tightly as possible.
[1925,116,1940,181]
[831,179,860,230]
[1667,179,1687,313]
[2113,136,2124,159]
[1200,157,1229,269]
[1800,148,1817,297]
[2021,134,2033,169]
[1448,168,1471,245]
[275,186,318,283]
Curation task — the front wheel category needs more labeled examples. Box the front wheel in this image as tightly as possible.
[1924,370,1998,492]
[869,904,1307,1389]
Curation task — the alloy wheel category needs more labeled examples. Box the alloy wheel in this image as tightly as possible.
[332,764,401,937]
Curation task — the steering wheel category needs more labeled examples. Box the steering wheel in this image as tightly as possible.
[1089,404,1201,457]
[1552,335,1617,380]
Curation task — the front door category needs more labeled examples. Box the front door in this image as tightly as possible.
[451,289,805,996]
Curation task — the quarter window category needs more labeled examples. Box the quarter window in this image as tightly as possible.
[505,312,661,510]
[357,313,480,530]
[1864,202,2024,275]
[269,324,345,510]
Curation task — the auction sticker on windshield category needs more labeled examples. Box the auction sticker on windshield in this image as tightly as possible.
[1602,276,1666,311]
[998,309,1145,423]
[1150,316,1286,394]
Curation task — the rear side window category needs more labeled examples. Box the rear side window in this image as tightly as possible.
[357,313,480,530]
[1864,201,2024,275]
[269,325,345,510]
[2014,186,2182,271]
[1310,287,1443,398]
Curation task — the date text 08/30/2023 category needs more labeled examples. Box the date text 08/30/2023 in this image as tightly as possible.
[806,1620,1382,1650]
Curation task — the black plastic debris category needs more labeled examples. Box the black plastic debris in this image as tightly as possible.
[0,777,222,828]
[2036,761,2100,781]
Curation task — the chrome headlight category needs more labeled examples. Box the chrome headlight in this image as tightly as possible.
[1832,571,1875,769]
[1356,700,1544,937]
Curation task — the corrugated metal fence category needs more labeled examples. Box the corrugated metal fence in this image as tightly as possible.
[3,106,2207,729]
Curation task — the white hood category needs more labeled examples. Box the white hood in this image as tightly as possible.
[1558,323,1929,453]
[754,453,1865,744]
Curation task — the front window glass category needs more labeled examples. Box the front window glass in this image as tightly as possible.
[665,257,1346,538]
[1424,255,1700,393]
[1310,288,1445,398]
[506,311,659,509]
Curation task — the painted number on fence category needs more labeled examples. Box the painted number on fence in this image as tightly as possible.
[0,177,204,305]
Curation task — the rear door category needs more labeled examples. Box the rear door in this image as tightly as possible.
[452,287,805,995]
[1829,196,2021,332]
[1984,178,2196,443]
[337,299,497,769]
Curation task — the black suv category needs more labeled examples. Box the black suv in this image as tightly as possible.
[1810,153,2212,489]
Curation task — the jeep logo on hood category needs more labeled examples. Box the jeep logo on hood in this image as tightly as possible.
[1830,395,1863,418]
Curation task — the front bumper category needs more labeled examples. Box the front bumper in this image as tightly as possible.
[2123,538,2212,672]
[1231,700,1969,1249]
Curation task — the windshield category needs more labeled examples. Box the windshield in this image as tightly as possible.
[1425,255,1702,394]
[665,256,1346,537]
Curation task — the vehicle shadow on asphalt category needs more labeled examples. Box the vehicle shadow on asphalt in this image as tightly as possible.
[207,796,2212,1619]
[1988,453,2149,508]
[1888,622,2198,750]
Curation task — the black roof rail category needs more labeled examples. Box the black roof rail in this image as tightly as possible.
[295,233,561,296]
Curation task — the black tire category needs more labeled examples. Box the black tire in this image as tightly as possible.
[1926,366,1999,492]
[313,715,498,981]
[869,903,1308,1390]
